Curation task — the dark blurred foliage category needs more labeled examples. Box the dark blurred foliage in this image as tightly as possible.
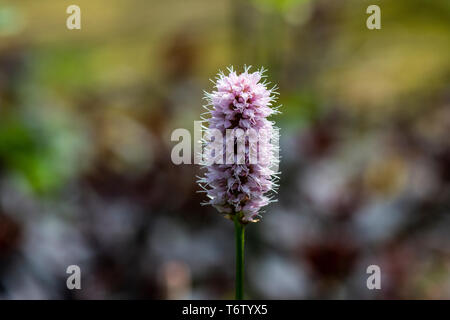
[0,0,449,299]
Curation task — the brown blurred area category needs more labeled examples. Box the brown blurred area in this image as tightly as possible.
[0,0,449,299]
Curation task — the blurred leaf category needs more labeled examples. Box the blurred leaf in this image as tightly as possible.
[0,110,86,194]
[279,90,322,128]
[251,0,310,13]
[0,6,25,36]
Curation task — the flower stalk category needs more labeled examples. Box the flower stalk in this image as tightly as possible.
[234,213,245,300]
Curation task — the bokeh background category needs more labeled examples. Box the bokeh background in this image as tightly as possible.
[0,0,449,299]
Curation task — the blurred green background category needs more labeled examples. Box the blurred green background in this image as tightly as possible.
[0,0,449,299]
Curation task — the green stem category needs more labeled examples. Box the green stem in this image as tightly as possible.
[234,214,245,300]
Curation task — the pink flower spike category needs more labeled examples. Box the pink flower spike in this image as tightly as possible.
[198,66,280,223]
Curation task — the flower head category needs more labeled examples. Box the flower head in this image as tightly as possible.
[199,66,280,223]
